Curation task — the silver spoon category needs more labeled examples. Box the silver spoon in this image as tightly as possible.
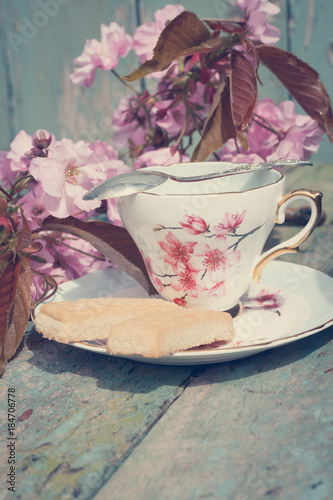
[83,159,312,200]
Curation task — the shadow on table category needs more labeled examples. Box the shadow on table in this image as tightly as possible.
[25,326,193,394]
[192,325,333,386]
[25,323,333,394]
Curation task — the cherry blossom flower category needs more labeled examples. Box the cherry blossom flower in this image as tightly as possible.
[29,138,105,218]
[191,242,241,283]
[55,237,110,281]
[88,140,118,161]
[169,268,204,298]
[159,231,196,272]
[219,99,323,161]
[153,82,211,137]
[179,215,210,235]
[30,243,66,303]
[134,147,189,170]
[236,0,281,45]
[112,96,152,150]
[213,210,246,238]
[70,23,133,87]
[133,4,185,63]
[19,184,50,230]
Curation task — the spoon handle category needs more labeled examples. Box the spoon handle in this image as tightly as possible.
[168,159,313,182]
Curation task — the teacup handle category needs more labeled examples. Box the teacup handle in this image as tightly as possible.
[253,189,322,282]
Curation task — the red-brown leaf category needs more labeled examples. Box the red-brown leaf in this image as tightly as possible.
[40,216,155,295]
[17,206,31,251]
[192,79,237,161]
[204,19,247,34]
[0,256,31,375]
[17,408,33,421]
[230,50,258,131]
[123,11,212,81]
[256,45,333,141]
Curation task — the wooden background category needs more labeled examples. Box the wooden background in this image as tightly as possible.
[0,0,332,162]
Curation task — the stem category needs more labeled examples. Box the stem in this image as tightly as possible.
[39,235,106,261]
[227,224,263,251]
[30,270,59,313]
[252,114,283,140]
[0,185,12,201]
[111,69,140,96]
[154,272,177,278]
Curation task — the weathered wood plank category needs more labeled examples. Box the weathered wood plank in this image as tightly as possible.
[287,0,333,173]
[0,325,194,499]
[94,326,333,500]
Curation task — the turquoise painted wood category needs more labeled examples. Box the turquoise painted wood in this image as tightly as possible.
[0,0,332,161]
[0,164,332,499]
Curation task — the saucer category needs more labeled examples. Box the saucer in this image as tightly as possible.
[35,262,333,365]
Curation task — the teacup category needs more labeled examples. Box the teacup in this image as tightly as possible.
[116,162,322,311]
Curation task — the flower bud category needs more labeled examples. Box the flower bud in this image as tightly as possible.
[32,129,52,149]
[26,147,48,160]
[174,297,187,307]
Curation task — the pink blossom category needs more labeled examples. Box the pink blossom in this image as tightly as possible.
[55,236,110,281]
[89,140,118,161]
[154,98,187,136]
[159,231,196,272]
[30,244,66,303]
[236,0,281,45]
[112,96,151,149]
[19,184,50,230]
[89,140,131,179]
[134,147,188,170]
[106,198,124,227]
[219,99,323,162]
[179,215,210,235]
[29,138,105,218]
[213,210,246,238]
[154,81,210,137]
[190,242,241,283]
[133,5,185,63]
[70,23,133,87]
[169,268,203,298]
[207,280,227,298]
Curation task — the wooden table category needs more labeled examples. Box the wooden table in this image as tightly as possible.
[1,165,332,500]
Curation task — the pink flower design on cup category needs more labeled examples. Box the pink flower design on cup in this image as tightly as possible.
[179,215,210,235]
[169,268,204,298]
[191,242,241,283]
[158,231,196,272]
[213,210,246,238]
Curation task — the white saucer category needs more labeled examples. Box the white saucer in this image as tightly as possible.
[34,261,333,365]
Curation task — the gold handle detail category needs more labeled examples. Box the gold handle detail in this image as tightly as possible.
[253,189,322,282]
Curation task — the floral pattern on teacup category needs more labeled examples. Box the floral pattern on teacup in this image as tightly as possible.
[146,211,263,305]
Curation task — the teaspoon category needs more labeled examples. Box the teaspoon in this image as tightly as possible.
[83,159,312,200]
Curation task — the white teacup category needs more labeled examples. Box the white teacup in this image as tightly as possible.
[116,162,322,311]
